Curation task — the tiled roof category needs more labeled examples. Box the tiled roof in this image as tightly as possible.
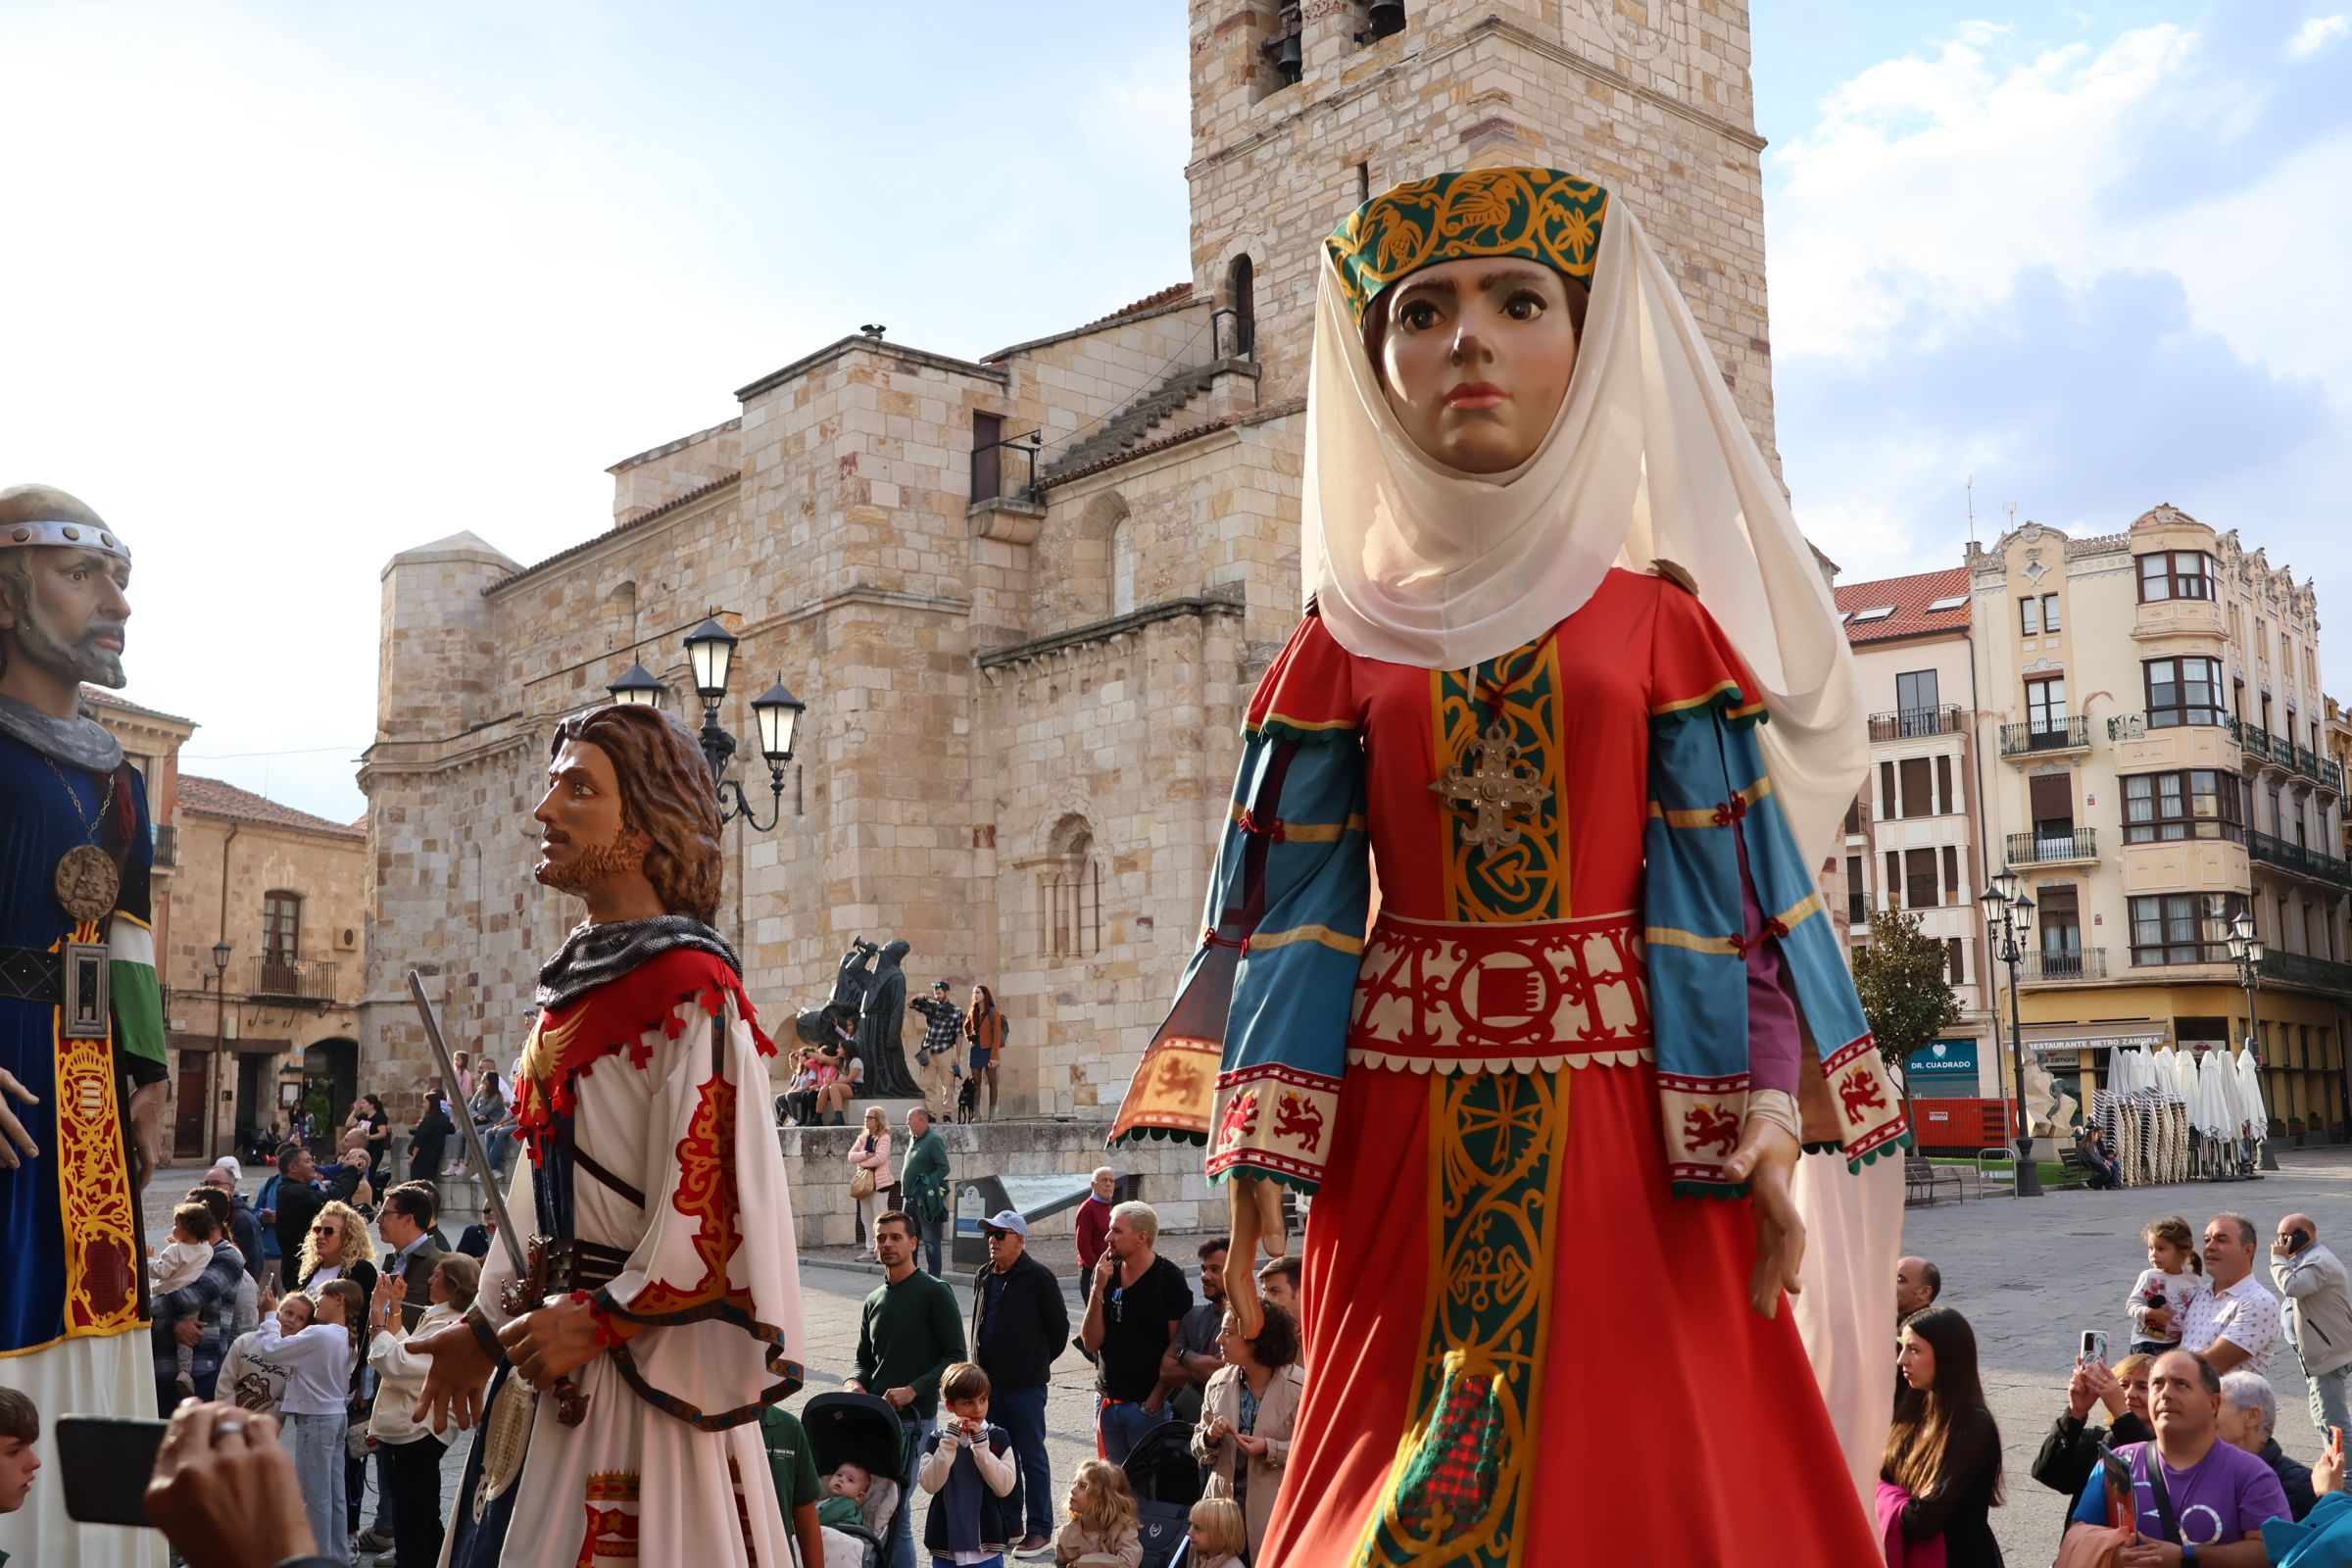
[81,688,195,728]
[1086,282,1193,328]
[1833,565,1972,646]
[487,470,741,594]
[176,774,368,840]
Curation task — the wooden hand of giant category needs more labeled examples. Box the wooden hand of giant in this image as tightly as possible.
[1723,1118,1804,1319]
[1224,1172,1288,1339]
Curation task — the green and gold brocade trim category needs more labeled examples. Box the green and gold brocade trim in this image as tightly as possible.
[1325,169,1610,328]
[1435,640,1567,922]
[1353,1071,1566,1568]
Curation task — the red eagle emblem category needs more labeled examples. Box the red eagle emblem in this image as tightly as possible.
[1217,1089,1261,1151]
[1272,1091,1324,1155]
[1682,1103,1740,1158]
[1154,1054,1205,1103]
[1839,1069,1889,1125]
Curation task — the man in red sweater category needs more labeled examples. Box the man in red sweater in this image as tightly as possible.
[1071,1168,1116,1362]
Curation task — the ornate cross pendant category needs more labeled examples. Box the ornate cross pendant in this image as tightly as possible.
[1430,717,1547,853]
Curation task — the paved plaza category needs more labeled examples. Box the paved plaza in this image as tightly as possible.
[1907,1144,2352,1561]
[146,1149,2352,1564]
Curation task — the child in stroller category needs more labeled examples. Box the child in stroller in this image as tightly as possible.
[795,1391,916,1568]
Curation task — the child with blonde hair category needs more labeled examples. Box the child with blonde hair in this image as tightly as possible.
[2127,1215,2203,1355]
[1054,1459,1142,1568]
[1185,1497,1248,1568]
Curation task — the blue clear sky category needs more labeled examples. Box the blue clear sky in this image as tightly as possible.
[0,2,2342,818]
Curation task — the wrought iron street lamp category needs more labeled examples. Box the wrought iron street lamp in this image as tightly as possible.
[2227,908,2274,1170]
[607,661,664,708]
[610,615,807,831]
[205,938,232,1159]
[1979,867,2043,1197]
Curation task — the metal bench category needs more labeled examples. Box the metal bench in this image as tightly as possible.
[1905,1155,1964,1206]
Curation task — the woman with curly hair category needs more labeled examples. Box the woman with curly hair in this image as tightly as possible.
[294,1200,378,1300]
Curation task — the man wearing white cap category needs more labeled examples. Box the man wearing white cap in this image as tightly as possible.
[969,1209,1066,1557]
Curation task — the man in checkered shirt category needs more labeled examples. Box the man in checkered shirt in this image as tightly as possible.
[909,979,965,1111]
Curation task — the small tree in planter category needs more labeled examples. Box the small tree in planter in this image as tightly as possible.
[1851,906,1966,1136]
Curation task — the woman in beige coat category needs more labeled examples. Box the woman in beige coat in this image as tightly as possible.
[1190,1302,1306,1561]
[846,1106,893,1261]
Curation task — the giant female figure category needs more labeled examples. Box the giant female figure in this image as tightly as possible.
[1111,170,1906,1566]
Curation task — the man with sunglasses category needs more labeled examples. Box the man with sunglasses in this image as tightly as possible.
[1079,1200,1192,1462]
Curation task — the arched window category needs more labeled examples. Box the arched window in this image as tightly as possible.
[1083,490,1134,619]
[1110,514,1135,615]
[1038,814,1101,958]
[1226,254,1255,358]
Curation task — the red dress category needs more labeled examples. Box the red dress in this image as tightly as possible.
[1206,572,1885,1567]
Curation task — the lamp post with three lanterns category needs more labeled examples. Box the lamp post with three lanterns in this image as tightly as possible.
[608,615,805,831]
[1978,866,2042,1197]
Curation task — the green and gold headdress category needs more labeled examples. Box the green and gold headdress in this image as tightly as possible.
[1324,168,1610,328]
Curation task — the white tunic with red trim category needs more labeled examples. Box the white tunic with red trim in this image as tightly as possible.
[466,946,806,1568]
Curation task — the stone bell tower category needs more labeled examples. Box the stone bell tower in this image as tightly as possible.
[1185,0,1781,467]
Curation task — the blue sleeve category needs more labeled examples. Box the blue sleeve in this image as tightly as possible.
[1108,721,1369,1196]
[2071,1470,2108,1529]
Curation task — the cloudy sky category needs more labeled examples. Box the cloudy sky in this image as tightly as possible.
[2,2,2343,820]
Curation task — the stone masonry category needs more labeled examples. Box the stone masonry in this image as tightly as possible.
[360,3,1788,1182]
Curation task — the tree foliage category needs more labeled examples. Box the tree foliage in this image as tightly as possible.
[1851,906,1966,1089]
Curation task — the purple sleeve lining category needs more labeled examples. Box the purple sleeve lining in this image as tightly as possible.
[1736,826,1801,1097]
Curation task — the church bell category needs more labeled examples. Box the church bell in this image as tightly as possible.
[1366,1,1405,38]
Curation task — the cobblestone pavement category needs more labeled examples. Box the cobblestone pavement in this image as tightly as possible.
[1905,1144,2352,1563]
[156,1151,2352,1564]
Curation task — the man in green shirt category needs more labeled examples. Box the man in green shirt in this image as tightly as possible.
[846,1210,964,1568]
[897,1107,951,1277]
[755,1403,827,1568]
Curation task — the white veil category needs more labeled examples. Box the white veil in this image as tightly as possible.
[1299,196,1867,869]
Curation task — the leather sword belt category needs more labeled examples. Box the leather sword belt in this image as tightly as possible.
[499,1235,631,1315]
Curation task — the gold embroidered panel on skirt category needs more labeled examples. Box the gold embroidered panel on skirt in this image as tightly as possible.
[1433,640,1568,922]
[1354,1070,1565,1568]
[56,921,139,1337]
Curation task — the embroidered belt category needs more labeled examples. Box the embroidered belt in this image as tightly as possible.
[1347,910,1651,1073]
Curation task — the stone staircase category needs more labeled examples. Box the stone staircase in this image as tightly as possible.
[1042,360,1235,480]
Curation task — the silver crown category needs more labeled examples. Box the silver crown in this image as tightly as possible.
[0,484,130,562]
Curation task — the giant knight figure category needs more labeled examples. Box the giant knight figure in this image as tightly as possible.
[1111,169,1907,1566]
[0,483,168,1568]
[413,703,807,1567]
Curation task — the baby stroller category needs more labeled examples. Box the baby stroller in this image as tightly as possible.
[1122,1419,1203,1568]
[800,1391,913,1568]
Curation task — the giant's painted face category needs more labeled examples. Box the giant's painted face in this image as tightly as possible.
[1370,257,1582,475]
[0,544,131,688]
[532,738,648,896]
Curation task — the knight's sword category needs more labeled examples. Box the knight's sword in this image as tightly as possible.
[406,970,527,1280]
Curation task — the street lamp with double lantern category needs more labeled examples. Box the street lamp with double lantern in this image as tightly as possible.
[1978,868,2043,1197]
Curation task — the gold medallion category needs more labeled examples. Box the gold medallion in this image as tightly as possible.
[54,845,120,924]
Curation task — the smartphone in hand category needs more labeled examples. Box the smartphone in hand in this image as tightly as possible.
[56,1416,171,1528]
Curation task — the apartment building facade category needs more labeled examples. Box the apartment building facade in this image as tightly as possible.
[1968,505,2352,1136]
[1834,568,2000,1101]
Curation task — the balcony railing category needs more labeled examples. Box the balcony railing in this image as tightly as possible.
[2262,948,2352,995]
[1999,716,2089,757]
[249,956,337,1004]
[2006,828,2097,864]
[2229,719,2345,794]
[2018,948,2107,983]
[1847,893,1870,924]
[151,823,177,867]
[1868,706,1965,741]
[2247,829,2352,889]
